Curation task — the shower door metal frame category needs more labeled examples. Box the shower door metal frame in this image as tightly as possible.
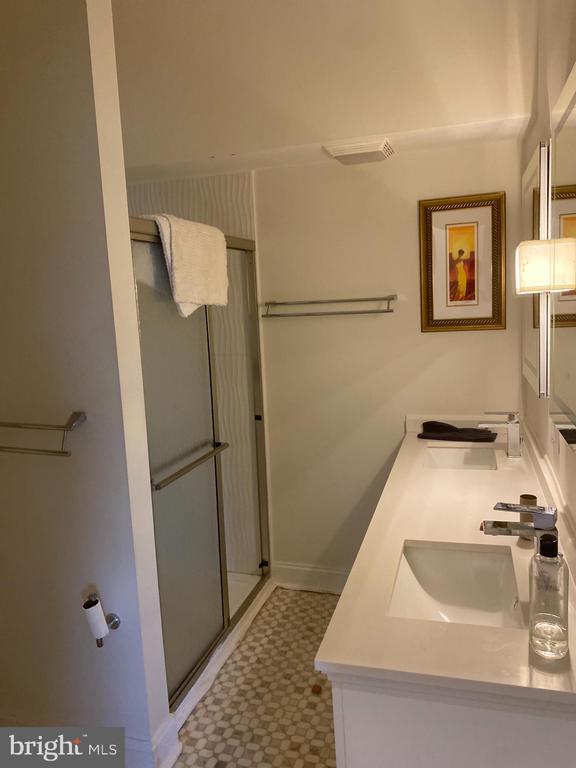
[130,217,270,710]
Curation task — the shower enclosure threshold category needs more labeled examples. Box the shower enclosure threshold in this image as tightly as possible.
[228,572,261,617]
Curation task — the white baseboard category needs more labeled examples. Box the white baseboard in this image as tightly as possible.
[0,711,181,768]
[3,574,338,768]
[131,572,342,768]
[172,578,277,732]
[126,714,181,768]
[133,580,276,768]
[125,738,155,768]
[272,561,348,594]
[152,715,182,768]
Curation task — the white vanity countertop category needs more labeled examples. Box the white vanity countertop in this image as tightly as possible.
[315,415,576,704]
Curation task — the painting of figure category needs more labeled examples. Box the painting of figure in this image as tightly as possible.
[446,222,478,305]
[560,212,576,237]
[419,191,505,332]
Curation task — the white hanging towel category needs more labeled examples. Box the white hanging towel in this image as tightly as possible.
[144,214,228,317]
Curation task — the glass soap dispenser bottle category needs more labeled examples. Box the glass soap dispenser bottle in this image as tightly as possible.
[529,533,569,659]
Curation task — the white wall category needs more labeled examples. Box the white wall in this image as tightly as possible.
[112,0,537,178]
[255,138,522,586]
[521,0,576,165]
[0,3,177,766]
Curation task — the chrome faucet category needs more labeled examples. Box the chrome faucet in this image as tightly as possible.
[480,501,557,544]
[478,411,521,458]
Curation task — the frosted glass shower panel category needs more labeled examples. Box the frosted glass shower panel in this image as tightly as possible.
[132,241,214,467]
[151,460,223,696]
[132,240,224,698]
[210,250,261,577]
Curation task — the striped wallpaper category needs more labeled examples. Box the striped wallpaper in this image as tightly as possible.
[127,172,255,239]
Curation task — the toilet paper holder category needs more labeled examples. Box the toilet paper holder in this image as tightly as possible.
[82,593,121,648]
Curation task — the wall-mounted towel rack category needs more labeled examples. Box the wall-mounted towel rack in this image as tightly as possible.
[262,295,397,318]
[0,411,86,457]
[129,216,255,253]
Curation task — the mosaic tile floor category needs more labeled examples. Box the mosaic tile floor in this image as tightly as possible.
[176,587,339,768]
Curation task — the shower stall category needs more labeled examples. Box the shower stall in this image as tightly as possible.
[129,217,270,708]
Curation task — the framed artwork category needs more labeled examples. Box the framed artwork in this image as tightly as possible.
[533,184,576,327]
[418,192,506,332]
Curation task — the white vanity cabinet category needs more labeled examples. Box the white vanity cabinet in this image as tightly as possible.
[316,418,576,768]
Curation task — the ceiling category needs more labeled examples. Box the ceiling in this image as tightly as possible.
[112,0,538,180]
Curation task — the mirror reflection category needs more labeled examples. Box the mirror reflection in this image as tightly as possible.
[551,110,576,434]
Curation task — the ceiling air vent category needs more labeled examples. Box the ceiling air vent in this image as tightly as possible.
[323,137,395,165]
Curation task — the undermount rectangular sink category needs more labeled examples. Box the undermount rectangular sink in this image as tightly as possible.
[425,446,497,471]
[387,540,524,629]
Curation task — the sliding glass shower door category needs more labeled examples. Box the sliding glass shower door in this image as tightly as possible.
[130,224,270,708]
[210,250,266,617]
[132,241,226,700]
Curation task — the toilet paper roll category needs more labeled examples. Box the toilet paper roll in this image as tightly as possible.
[83,597,109,640]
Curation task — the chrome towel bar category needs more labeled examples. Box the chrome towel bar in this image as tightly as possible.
[0,411,86,457]
[262,295,397,318]
[129,216,255,253]
[152,441,230,491]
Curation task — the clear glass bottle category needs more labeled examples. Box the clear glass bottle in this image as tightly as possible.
[529,534,569,659]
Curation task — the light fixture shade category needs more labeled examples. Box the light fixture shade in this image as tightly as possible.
[515,238,576,294]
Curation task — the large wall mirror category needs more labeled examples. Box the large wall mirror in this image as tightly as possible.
[551,77,576,436]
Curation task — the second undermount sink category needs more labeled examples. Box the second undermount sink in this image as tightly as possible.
[387,540,524,629]
[425,446,497,471]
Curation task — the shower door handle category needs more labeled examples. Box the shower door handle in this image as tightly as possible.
[151,442,229,492]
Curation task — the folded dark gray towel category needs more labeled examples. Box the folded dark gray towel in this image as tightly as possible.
[418,420,497,443]
[560,429,576,445]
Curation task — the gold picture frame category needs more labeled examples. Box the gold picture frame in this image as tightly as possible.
[419,191,506,332]
[532,184,576,328]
